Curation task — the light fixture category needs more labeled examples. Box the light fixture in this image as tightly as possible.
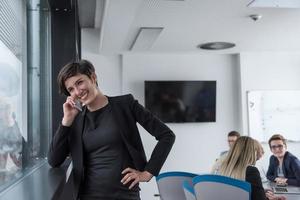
[130,27,163,51]
[198,42,236,50]
[249,14,262,21]
[247,0,300,8]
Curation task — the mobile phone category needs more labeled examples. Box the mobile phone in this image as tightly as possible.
[74,100,82,112]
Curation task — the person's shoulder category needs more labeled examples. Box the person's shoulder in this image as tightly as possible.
[220,150,228,156]
[286,151,296,158]
[108,94,134,101]
[246,165,259,173]
[285,151,300,162]
[246,166,258,179]
[108,94,135,106]
[247,165,258,170]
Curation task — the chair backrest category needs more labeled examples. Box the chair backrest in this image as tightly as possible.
[182,180,196,200]
[193,174,251,200]
[156,171,198,200]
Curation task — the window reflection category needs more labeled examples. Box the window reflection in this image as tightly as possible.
[0,98,23,181]
[0,40,24,186]
[0,0,50,192]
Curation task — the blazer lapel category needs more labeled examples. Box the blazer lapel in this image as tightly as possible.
[108,97,128,141]
[71,107,86,197]
[74,107,87,166]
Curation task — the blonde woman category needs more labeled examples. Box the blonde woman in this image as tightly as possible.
[219,136,286,200]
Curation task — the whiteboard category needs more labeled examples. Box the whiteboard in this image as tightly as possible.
[247,90,300,142]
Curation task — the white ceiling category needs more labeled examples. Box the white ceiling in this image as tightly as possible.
[81,0,300,53]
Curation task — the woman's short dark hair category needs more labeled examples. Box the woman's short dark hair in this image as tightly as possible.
[57,59,96,96]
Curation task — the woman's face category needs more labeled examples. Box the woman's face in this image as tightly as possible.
[64,73,98,106]
[270,139,286,159]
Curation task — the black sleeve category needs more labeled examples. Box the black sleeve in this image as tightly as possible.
[47,125,71,167]
[287,157,300,186]
[246,166,268,200]
[266,156,276,182]
[129,94,175,176]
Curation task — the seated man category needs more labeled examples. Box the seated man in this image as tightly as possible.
[211,131,240,174]
[266,134,300,186]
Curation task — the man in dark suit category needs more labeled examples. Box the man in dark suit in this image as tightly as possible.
[48,60,175,200]
[266,134,300,186]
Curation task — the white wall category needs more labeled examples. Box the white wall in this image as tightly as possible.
[239,52,300,177]
[239,52,300,134]
[82,29,122,96]
[122,53,242,199]
[82,52,122,96]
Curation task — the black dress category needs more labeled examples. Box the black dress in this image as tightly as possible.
[245,166,268,200]
[79,104,140,200]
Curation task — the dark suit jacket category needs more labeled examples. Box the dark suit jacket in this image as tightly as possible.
[245,166,268,200]
[266,151,300,186]
[48,94,175,199]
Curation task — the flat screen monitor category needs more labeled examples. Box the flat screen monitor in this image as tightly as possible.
[145,81,216,123]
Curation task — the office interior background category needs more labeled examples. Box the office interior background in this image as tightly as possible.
[0,0,300,199]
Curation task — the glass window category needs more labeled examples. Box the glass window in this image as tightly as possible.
[0,0,51,192]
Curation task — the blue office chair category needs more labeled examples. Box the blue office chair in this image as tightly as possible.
[193,174,251,200]
[156,171,198,200]
[182,180,196,200]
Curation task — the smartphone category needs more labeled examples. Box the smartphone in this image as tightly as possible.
[74,99,82,112]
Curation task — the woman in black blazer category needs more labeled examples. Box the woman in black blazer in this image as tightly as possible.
[48,60,175,200]
[218,136,286,200]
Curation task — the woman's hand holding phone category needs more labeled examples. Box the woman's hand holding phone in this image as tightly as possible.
[62,96,81,127]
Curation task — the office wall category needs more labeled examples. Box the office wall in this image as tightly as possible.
[81,28,122,96]
[82,52,122,96]
[239,52,300,134]
[239,52,300,175]
[122,53,242,198]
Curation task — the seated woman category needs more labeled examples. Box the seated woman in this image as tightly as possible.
[218,136,286,200]
[266,134,300,186]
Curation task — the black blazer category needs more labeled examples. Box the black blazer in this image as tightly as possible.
[245,166,268,200]
[48,94,175,199]
[266,151,300,186]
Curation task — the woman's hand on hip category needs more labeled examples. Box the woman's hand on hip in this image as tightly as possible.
[121,167,153,189]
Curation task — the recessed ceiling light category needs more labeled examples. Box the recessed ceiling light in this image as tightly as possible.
[249,14,262,21]
[198,42,236,50]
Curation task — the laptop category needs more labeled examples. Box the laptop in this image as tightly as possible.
[273,185,300,194]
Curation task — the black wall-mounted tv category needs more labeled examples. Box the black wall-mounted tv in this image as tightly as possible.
[145,81,216,123]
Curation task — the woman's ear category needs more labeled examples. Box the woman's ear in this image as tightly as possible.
[91,73,97,85]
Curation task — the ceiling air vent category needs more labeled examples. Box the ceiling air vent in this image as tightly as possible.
[198,42,235,50]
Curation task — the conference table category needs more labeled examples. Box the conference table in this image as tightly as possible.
[264,182,300,200]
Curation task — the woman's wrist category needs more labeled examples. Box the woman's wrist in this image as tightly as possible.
[62,117,73,127]
[142,171,153,182]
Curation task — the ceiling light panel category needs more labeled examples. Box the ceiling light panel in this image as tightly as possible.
[130,27,163,51]
[248,0,300,8]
